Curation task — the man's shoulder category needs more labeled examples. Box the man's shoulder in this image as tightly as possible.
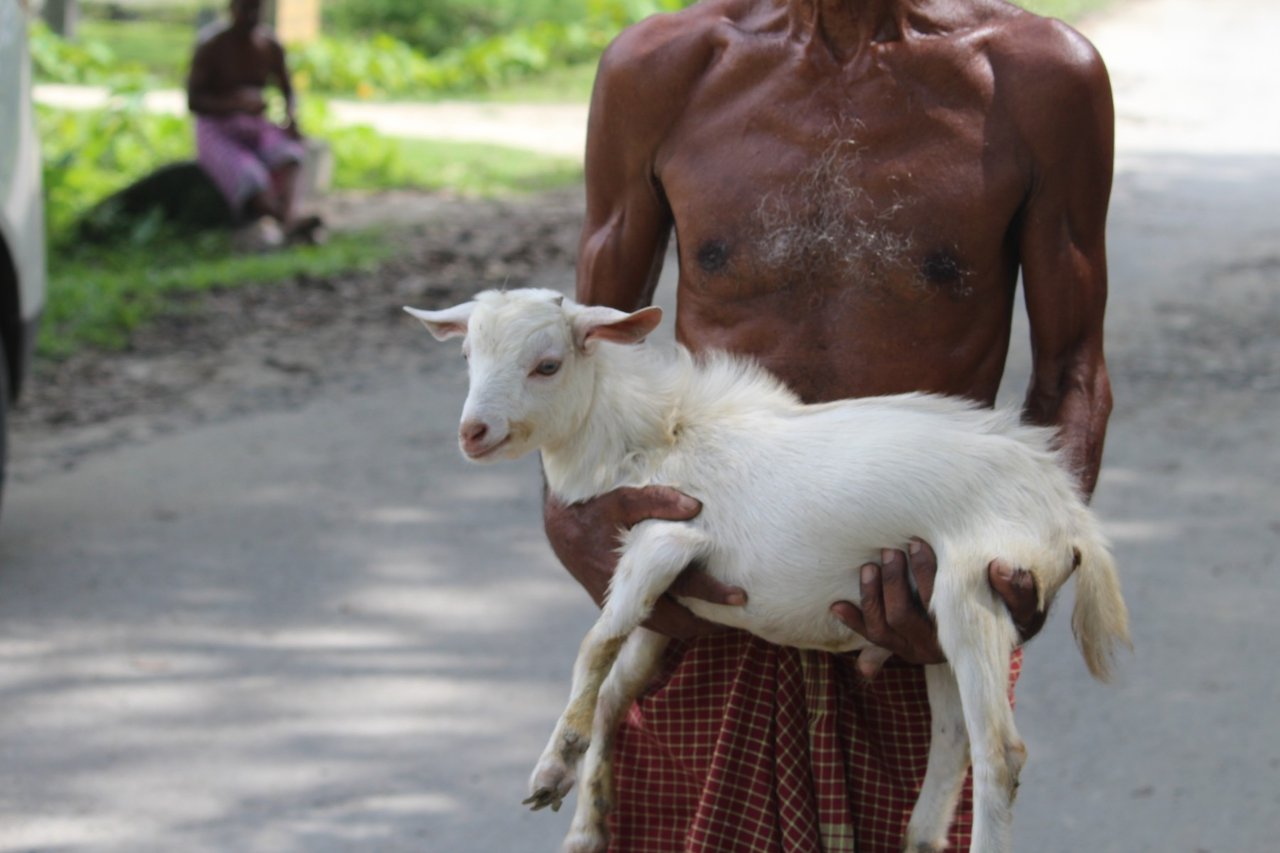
[194,21,231,51]
[251,25,286,54]
[981,8,1110,99]
[976,8,1113,176]
[597,0,749,94]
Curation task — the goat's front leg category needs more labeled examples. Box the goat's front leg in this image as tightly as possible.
[529,522,710,848]
[561,628,669,853]
[526,622,625,813]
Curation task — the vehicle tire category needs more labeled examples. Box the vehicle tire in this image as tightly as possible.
[0,332,8,519]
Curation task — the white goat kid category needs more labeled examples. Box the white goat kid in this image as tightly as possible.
[407,288,1130,853]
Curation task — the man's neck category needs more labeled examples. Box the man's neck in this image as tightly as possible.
[787,0,956,61]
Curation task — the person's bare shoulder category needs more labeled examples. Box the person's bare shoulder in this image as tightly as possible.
[592,0,757,136]
[979,6,1113,161]
[250,25,287,58]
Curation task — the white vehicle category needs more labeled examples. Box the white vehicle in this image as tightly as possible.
[0,0,47,511]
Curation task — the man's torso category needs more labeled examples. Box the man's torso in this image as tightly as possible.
[196,25,279,99]
[625,0,1074,404]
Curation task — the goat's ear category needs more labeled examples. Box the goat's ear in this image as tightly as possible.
[404,303,475,341]
[572,305,663,352]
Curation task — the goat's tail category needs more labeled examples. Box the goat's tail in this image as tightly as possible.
[1070,517,1131,682]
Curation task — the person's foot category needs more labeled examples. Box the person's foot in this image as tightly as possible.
[286,214,327,246]
[233,216,285,252]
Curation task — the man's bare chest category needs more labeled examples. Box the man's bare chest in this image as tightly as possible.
[207,39,274,88]
[656,55,1029,303]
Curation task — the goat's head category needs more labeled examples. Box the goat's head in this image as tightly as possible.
[406,288,662,462]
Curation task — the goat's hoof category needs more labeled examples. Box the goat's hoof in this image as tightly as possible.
[523,786,567,812]
[902,839,946,853]
[562,826,608,853]
[526,759,576,812]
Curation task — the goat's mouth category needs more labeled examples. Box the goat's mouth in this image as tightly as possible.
[464,435,511,460]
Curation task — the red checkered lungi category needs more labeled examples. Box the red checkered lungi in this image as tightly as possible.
[609,632,1022,852]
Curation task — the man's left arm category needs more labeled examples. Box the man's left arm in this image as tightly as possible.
[831,29,1115,673]
[269,38,299,137]
[1014,26,1116,499]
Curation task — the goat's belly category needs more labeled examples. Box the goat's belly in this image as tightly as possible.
[675,571,875,654]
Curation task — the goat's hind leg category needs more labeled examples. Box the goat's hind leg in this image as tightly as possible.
[905,664,971,853]
[935,585,1025,853]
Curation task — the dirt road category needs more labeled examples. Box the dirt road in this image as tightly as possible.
[4,1,1280,851]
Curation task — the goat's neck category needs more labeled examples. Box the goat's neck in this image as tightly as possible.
[541,344,681,503]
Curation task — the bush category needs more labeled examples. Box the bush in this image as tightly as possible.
[33,2,696,98]
[28,19,153,86]
[324,0,500,56]
[39,94,193,243]
[297,0,691,98]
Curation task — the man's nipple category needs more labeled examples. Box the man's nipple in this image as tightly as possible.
[921,249,972,299]
[697,239,731,274]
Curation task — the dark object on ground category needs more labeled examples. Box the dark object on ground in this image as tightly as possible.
[77,161,235,243]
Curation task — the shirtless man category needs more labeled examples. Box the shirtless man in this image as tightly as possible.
[544,0,1113,849]
[187,0,319,244]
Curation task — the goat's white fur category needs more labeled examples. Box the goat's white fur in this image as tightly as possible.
[408,288,1130,853]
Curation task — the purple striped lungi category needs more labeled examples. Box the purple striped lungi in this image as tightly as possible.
[195,113,305,215]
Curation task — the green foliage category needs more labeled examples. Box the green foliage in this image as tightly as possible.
[324,0,500,56]
[77,18,197,83]
[38,97,193,242]
[28,19,152,86]
[292,0,694,98]
[35,1,696,98]
[290,20,608,98]
[323,0,692,56]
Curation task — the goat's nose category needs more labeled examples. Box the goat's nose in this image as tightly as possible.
[460,420,488,445]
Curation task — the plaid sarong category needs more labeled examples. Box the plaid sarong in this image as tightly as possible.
[609,632,1022,852]
[195,113,305,215]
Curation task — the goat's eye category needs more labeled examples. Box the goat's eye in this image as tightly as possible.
[533,359,561,377]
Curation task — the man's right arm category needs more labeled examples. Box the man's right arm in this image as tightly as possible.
[574,24,680,311]
[545,21,744,637]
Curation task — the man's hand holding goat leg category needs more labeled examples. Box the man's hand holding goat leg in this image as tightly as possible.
[830,541,1052,678]
[543,484,748,639]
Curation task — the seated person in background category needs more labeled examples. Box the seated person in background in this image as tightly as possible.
[187,0,322,246]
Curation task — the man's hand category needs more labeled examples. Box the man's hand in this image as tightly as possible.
[544,485,746,639]
[233,86,267,114]
[830,539,1049,678]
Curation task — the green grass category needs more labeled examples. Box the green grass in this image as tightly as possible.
[41,230,395,358]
